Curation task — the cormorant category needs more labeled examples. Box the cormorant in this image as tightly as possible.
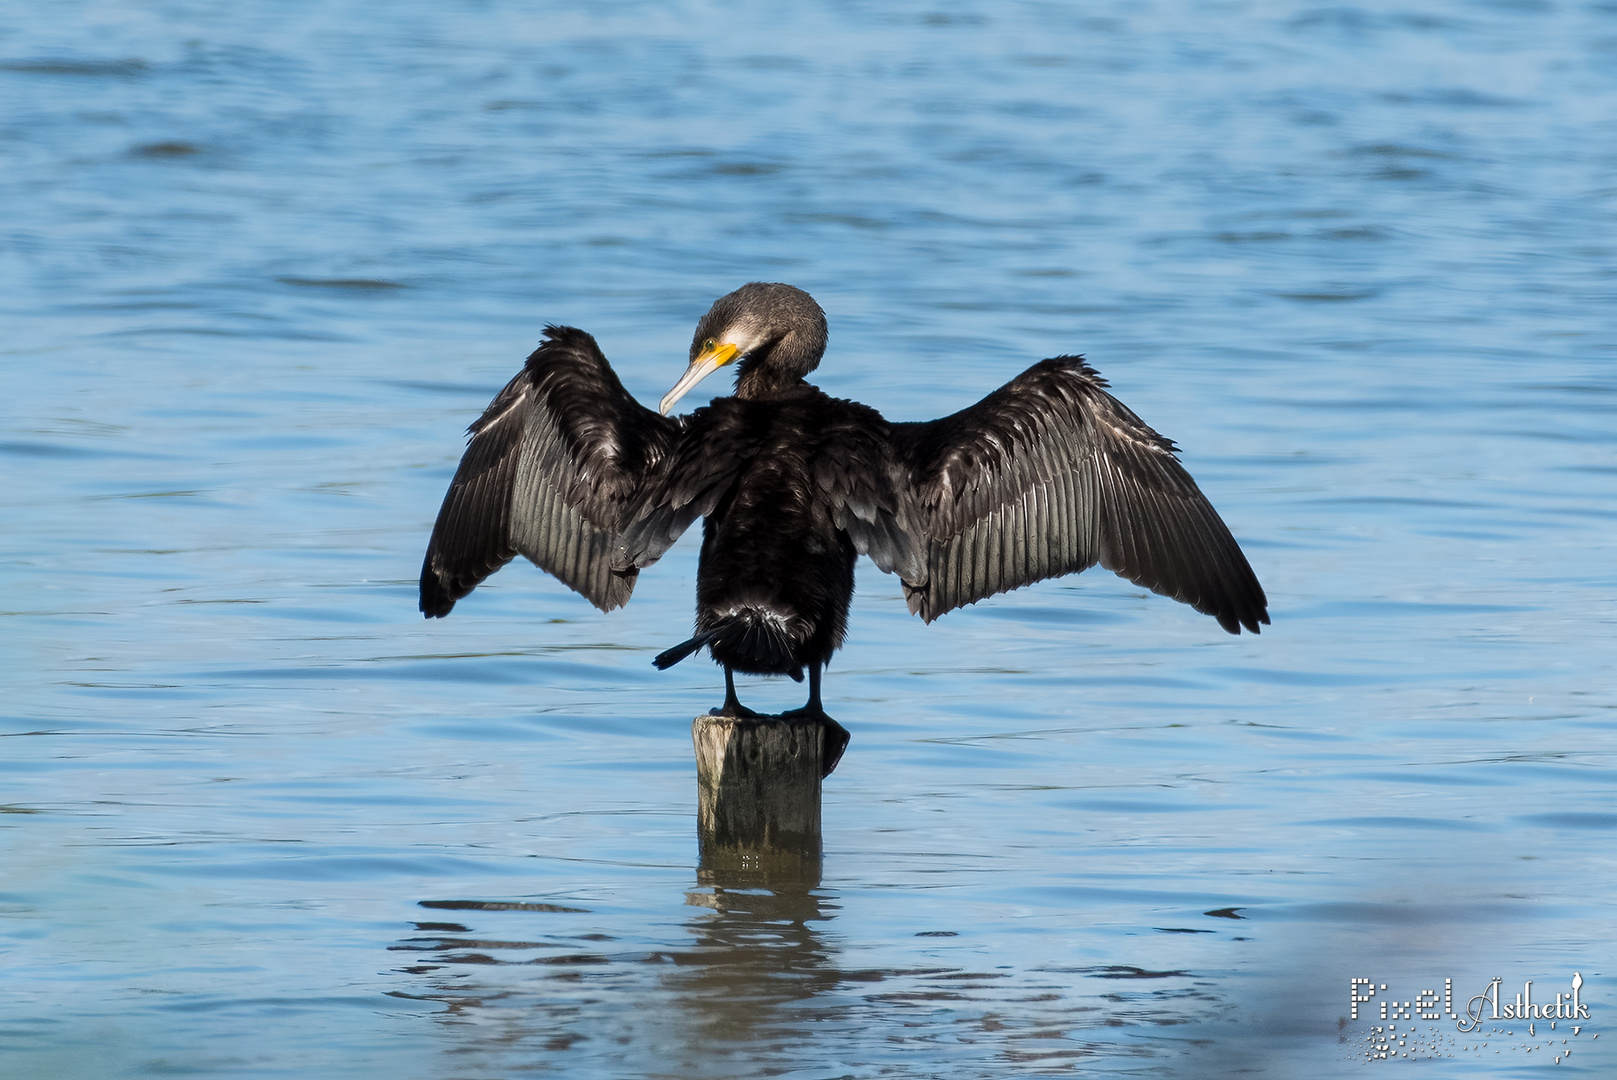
[420,283,1268,772]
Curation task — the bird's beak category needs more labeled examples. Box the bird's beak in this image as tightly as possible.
[659,341,738,416]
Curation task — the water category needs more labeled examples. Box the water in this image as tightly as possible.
[3,1,1615,1076]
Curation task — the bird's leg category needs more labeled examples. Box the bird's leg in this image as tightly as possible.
[782,662,826,717]
[713,666,759,719]
[782,663,850,778]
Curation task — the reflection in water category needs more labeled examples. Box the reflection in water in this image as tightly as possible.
[668,865,842,1072]
[391,849,1243,1076]
[391,864,843,1076]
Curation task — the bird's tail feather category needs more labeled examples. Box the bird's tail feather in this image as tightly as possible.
[652,631,714,670]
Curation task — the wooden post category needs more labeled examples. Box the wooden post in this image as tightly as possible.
[692,714,848,878]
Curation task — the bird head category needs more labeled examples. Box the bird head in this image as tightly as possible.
[659,283,828,415]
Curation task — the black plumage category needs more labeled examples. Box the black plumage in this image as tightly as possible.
[421,283,1268,771]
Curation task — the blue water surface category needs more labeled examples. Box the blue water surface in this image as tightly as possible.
[3,1,1615,1077]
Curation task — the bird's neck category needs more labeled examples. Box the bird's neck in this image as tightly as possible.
[734,364,807,399]
[733,336,824,398]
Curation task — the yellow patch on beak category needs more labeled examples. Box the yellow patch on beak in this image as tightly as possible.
[659,341,739,416]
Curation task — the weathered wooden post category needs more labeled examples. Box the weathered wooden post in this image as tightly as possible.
[692,713,849,879]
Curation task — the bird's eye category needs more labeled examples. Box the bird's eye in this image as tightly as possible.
[702,338,716,353]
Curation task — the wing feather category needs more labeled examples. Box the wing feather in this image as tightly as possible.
[420,326,683,617]
[889,356,1268,633]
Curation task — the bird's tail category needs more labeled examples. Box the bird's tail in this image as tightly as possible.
[652,631,715,671]
[652,610,804,681]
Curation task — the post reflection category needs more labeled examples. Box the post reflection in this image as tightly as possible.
[666,857,842,1054]
[393,856,844,1075]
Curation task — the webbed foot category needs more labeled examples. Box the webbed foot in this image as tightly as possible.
[780,705,850,778]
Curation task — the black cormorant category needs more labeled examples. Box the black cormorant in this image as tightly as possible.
[421,283,1268,770]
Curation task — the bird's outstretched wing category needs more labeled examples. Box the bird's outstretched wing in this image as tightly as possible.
[885,356,1268,633]
[420,326,684,617]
